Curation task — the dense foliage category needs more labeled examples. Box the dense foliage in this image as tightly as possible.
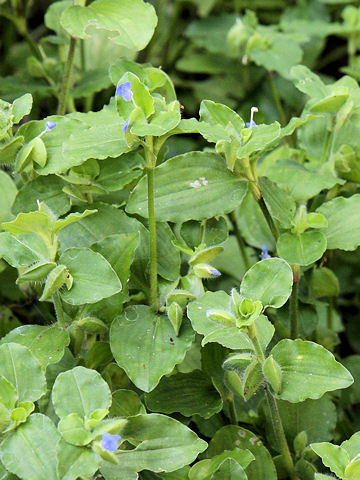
[1,1,360,479]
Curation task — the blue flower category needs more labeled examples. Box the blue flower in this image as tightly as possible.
[122,119,130,132]
[209,267,221,277]
[116,82,133,101]
[101,432,121,452]
[246,106,258,129]
[45,121,56,132]
[260,245,271,260]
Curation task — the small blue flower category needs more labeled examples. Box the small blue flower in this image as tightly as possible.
[209,267,221,277]
[246,106,258,129]
[122,119,130,132]
[246,120,257,128]
[45,121,56,132]
[101,432,121,452]
[116,82,133,101]
[260,245,271,260]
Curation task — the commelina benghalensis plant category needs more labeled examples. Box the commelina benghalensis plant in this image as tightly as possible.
[1,1,360,479]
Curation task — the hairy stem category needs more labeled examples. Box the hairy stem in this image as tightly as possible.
[145,136,159,311]
[265,388,298,480]
[268,72,287,127]
[57,36,76,115]
[227,394,238,425]
[327,297,334,330]
[52,291,66,327]
[229,212,250,270]
[258,197,279,242]
[249,323,298,480]
[290,280,299,339]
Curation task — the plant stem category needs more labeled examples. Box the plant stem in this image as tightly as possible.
[57,36,76,115]
[229,212,250,270]
[52,292,66,327]
[258,197,279,242]
[22,26,43,61]
[227,394,238,425]
[267,72,287,127]
[249,323,298,480]
[265,388,298,480]
[327,297,334,330]
[290,280,299,339]
[145,136,159,311]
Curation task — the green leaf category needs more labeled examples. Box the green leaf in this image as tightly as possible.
[54,209,97,233]
[262,395,337,450]
[240,258,293,308]
[189,449,254,480]
[58,413,93,446]
[0,232,47,267]
[311,442,349,478]
[12,94,33,124]
[110,306,194,392]
[13,176,70,216]
[206,425,277,480]
[0,136,24,165]
[144,370,222,418]
[249,30,302,79]
[265,159,345,203]
[210,458,247,479]
[57,439,101,480]
[102,414,207,475]
[235,191,275,250]
[345,458,360,480]
[341,432,360,460]
[52,366,112,419]
[271,339,354,402]
[291,65,328,98]
[58,247,121,304]
[236,122,281,158]
[109,389,146,418]
[258,177,296,229]
[199,100,244,139]
[310,267,340,298]
[0,171,17,224]
[316,195,360,250]
[18,106,132,175]
[0,343,46,402]
[0,325,69,369]
[0,376,17,410]
[96,153,144,192]
[187,291,254,350]
[263,355,282,394]
[0,414,60,480]
[126,152,248,222]
[277,231,327,266]
[2,211,53,238]
[61,0,157,51]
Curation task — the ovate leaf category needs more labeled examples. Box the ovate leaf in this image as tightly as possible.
[61,0,157,51]
[102,414,207,474]
[58,247,121,304]
[0,343,46,402]
[110,306,194,392]
[52,366,112,419]
[0,414,59,480]
[271,339,354,402]
[144,370,222,418]
[240,258,293,308]
[316,195,360,250]
[126,152,248,222]
[277,231,327,266]
[0,325,69,369]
